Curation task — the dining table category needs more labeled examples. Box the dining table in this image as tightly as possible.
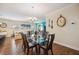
[27,34,48,54]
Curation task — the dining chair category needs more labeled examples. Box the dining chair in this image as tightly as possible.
[21,33,37,55]
[39,34,55,55]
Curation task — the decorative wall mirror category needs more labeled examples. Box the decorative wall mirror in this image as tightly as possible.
[0,23,7,28]
[57,14,66,27]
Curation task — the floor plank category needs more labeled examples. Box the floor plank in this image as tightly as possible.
[0,37,79,55]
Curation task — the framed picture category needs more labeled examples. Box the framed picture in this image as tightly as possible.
[21,23,31,29]
[51,20,53,29]
[48,19,50,27]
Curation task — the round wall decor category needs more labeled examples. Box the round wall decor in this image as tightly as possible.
[57,14,66,27]
[0,23,7,28]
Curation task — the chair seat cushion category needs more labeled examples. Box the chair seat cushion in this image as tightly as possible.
[28,41,37,48]
[39,41,48,49]
[29,43,35,47]
[39,40,48,46]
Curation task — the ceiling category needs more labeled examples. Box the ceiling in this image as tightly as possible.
[0,3,73,21]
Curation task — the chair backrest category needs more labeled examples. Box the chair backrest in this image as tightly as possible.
[44,32,49,40]
[27,31,31,37]
[21,33,29,48]
[47,34,55,49]
[34,31,37,35]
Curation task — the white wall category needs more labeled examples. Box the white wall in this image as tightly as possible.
[46,4,79,51]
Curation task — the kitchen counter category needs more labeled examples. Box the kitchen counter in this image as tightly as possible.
[0,32,7,35]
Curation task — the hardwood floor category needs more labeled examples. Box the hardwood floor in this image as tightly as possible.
[0,37,79,55]
[53,43,79,55]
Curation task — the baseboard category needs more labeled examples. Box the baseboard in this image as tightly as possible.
[54,41,79,51]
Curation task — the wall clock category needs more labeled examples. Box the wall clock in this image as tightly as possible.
[57,15,66,27]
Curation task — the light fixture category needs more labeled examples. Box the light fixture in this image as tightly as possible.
[32,6,34,8]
